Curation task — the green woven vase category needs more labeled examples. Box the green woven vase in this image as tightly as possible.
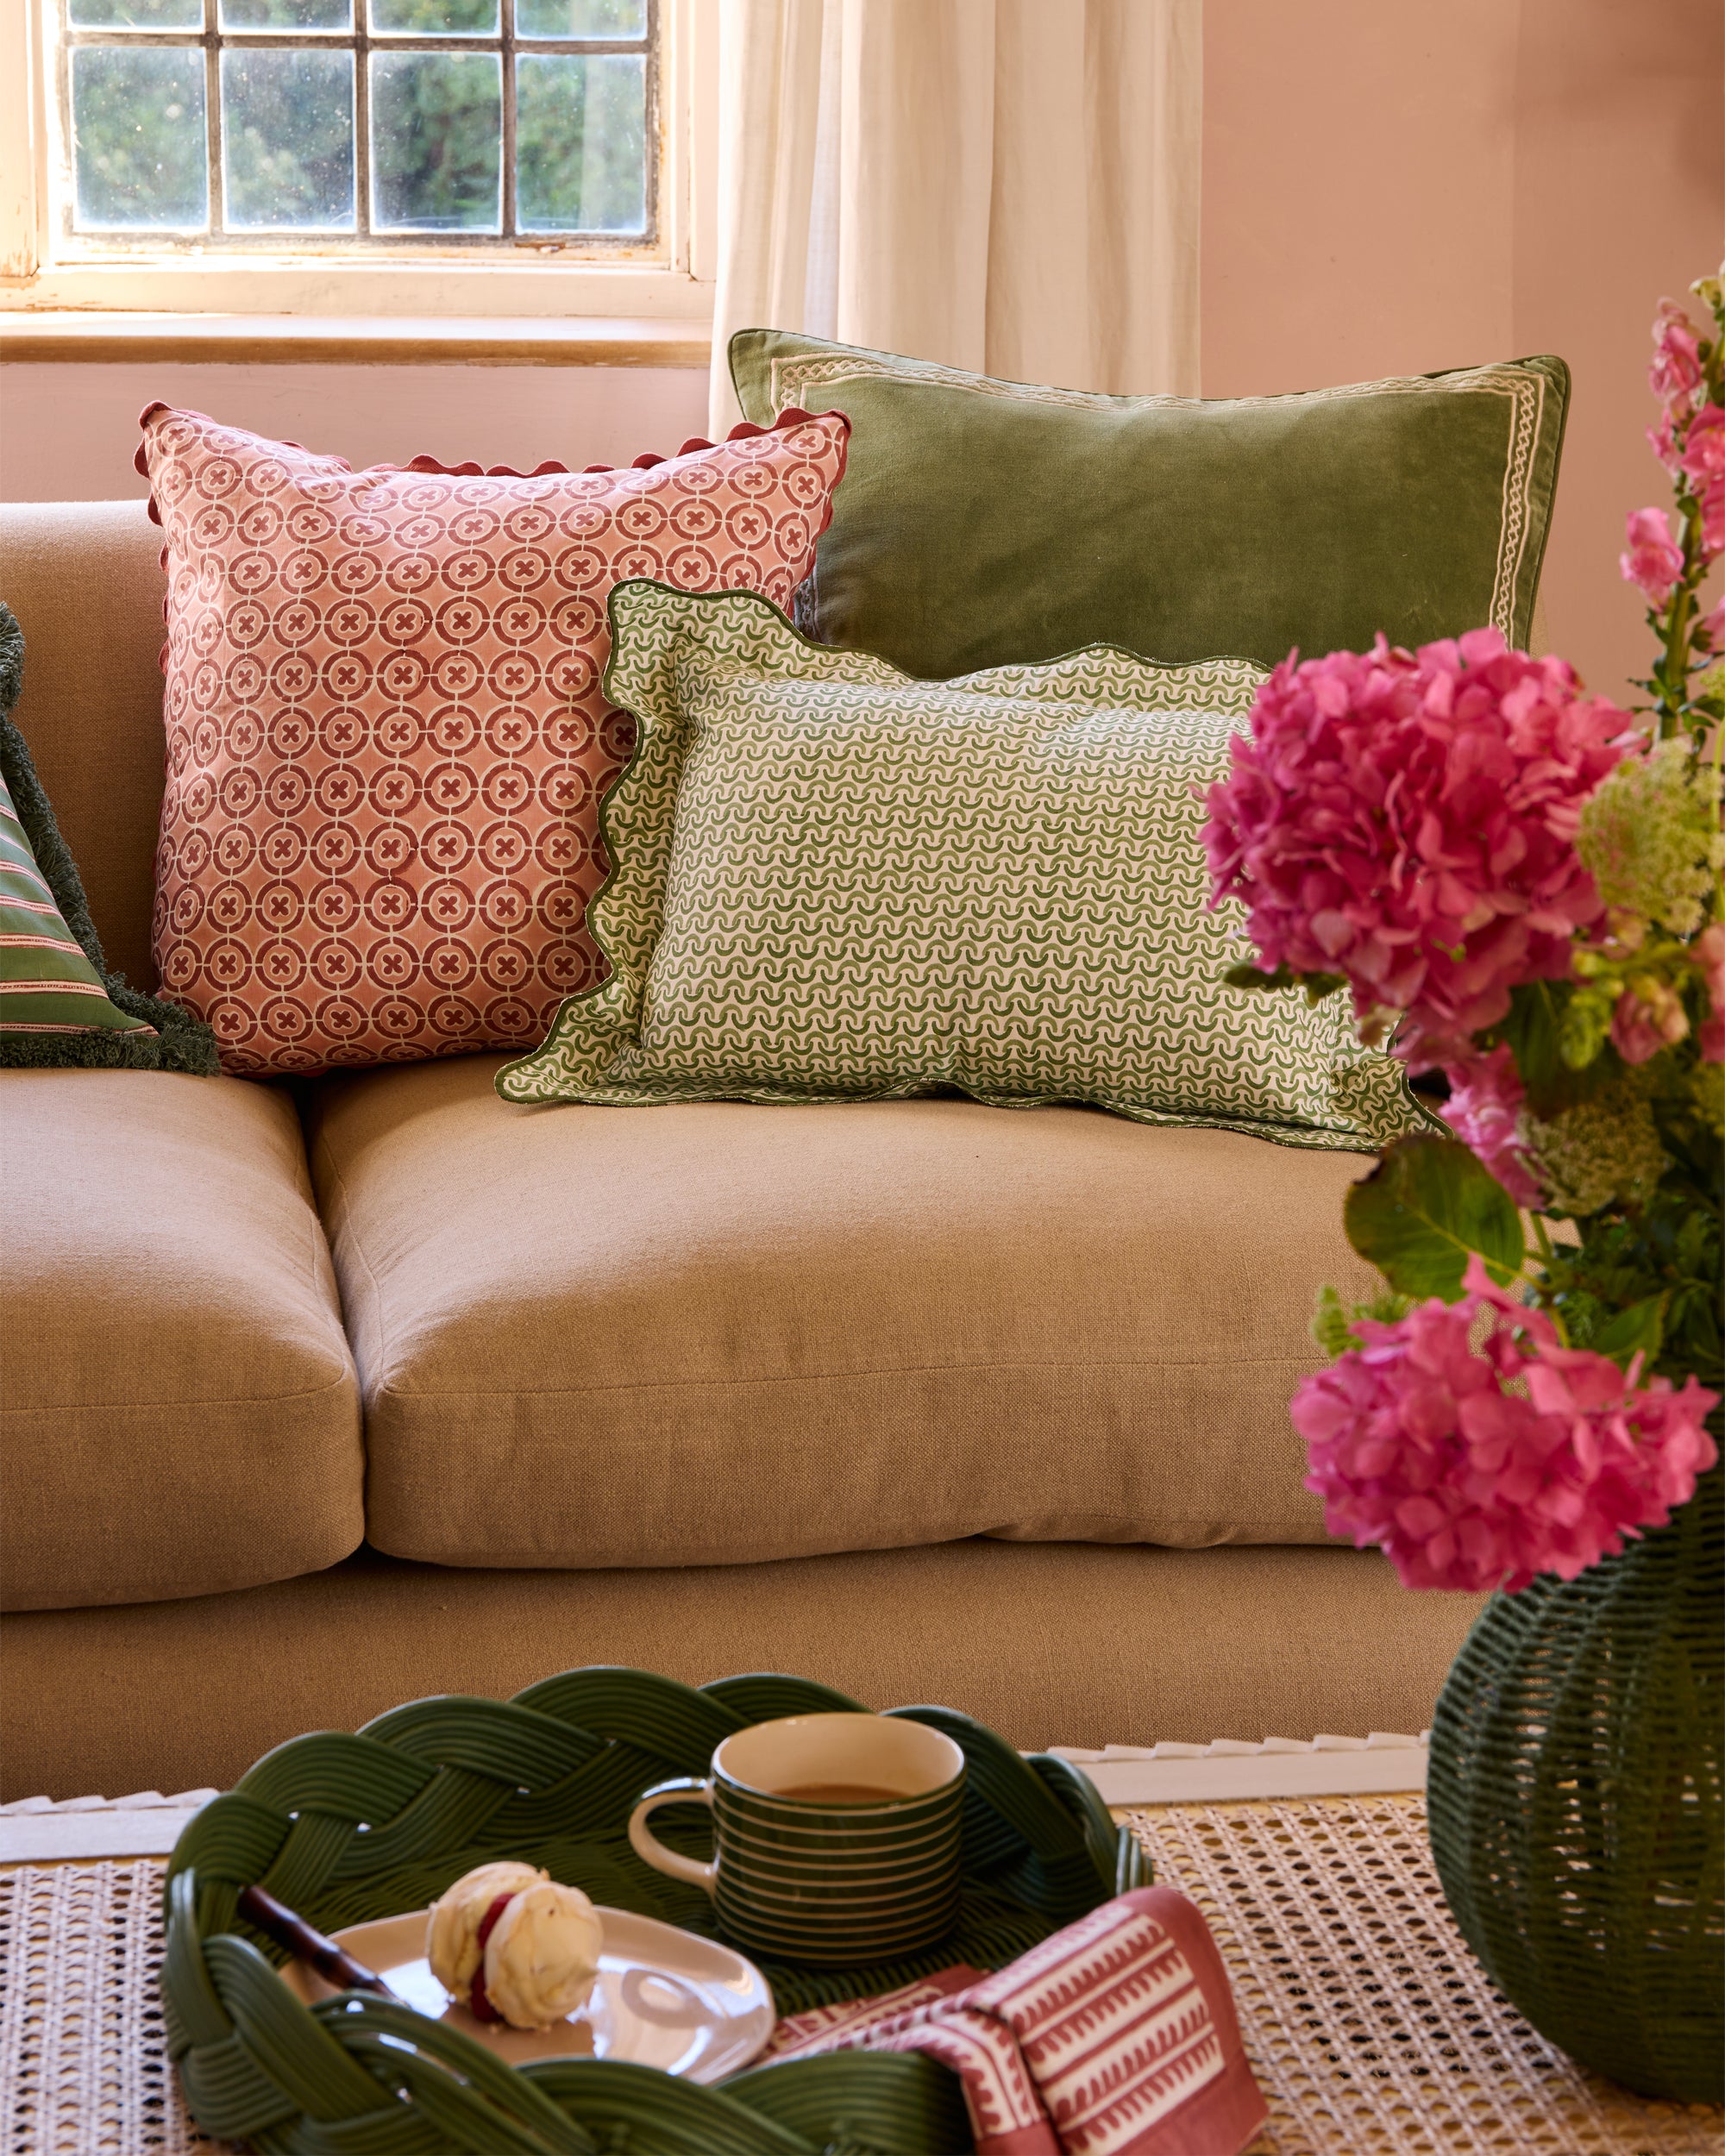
[1427,1457,1724,2101]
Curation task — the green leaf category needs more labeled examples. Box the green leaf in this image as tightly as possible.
[1310,1284,1356,1360]
[1589,1294,1666,1370]
[1310,1282,1414,1359]
[1344,1134,1526,1302]
[1559,987,1615,1073]
[1496,981,1614,1110]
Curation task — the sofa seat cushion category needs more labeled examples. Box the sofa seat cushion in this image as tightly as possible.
[2,1069,363,1611]
[307,1055,1382,1570]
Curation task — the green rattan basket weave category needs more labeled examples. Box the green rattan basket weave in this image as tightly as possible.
[1427,1459,1724,2103]
[162,1665,1145,2153]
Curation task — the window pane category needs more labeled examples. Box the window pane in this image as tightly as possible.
[222,48,355,229]
[517,53,643,233]
[516,0,646,36]
[221,0,354,28]
[71,46,208,229]
[369,0,499,34]
[67,0,202,27]
[370,51,501,231]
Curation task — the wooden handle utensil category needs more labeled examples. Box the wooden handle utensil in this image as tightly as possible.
[238,1882,404,2002]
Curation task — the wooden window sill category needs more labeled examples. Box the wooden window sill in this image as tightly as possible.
[0,313,712,368]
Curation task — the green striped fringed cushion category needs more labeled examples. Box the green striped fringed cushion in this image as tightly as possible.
[164,1665,1147,2153]
[0,600,218,1071]
[0,768,154,1040]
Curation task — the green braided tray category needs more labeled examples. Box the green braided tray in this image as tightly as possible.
[163,1665,1145,2153]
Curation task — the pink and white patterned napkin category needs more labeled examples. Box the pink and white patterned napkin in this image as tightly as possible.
[762,1887,1265,2156]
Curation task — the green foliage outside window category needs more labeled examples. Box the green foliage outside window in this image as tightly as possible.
[66,2,649,237]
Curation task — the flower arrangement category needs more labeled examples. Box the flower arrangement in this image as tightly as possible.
[1203,272,1725,1595]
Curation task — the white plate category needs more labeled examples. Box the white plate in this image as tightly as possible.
[279,1906,776,2082]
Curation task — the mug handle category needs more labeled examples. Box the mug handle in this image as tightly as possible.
[627,1777,717,1894]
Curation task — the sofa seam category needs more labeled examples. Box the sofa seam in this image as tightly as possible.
[374,1519,1332,1546]
[288,1094,357,1371]
[0,1364,360,1417]
[309,1124,392,1384]
[367,1354,1327,1403]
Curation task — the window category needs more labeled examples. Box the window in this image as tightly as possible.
[2,0,715,318]
[60,0,656,250]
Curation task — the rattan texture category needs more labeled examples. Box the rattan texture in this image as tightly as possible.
[160,1666,1137,2153]
[1126,1793,1725,2156]
[1428,1461,1724,2103]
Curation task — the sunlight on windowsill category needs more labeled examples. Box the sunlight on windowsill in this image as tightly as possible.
[0,311,711,367]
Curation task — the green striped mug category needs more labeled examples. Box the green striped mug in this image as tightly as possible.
[627,1713,966,1966]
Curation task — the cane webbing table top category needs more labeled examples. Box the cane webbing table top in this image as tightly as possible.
[2,1795,1718,2154]
[1123,1795,1721,2156]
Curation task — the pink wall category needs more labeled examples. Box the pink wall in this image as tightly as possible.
[0,363,710,500]
[1510,0,1723,701]
[1202,0,1725,700]
[5,0,1722,702]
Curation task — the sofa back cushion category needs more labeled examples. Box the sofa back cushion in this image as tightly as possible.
[730,331,1570,682]
[0,499,170,992]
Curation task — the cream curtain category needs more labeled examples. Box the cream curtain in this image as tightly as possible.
[706,0,1203,436]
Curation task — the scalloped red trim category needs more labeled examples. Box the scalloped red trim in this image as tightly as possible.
[134,403,849,674]
[135,401,831,489]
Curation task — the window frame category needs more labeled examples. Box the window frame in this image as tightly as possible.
[1,0,716,319]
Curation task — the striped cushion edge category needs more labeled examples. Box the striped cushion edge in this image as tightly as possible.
[0,774,153,1037]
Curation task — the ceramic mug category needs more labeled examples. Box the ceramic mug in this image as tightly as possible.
[627,1713,966,1965]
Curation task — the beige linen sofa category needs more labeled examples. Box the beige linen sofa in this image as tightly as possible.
[0,500,1484,1802]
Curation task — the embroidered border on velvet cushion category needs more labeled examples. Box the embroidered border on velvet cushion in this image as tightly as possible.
[496,582,1426,1153]
[137,404,850,1074]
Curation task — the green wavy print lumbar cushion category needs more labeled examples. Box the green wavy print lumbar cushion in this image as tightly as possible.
[729,330,1569,682]
[497,582,1421,1152]
[0,602,217,1071]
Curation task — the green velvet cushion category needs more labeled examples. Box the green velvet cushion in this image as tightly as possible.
[0,602,218,1072]
[729,330,1570,680]
[498,581,1424,1153]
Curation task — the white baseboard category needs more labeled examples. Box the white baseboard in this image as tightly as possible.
[0,1790,216,1863]
[0,1733,1431,1864]
[1054,1732,1429,1807]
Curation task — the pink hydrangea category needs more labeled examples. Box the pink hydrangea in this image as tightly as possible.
[1621,506,1685,605]
[1293,1257,1718,1591]
[1441,1044,1542,1205]
[1201,629,1630,1065]
[1650,298,1705,415]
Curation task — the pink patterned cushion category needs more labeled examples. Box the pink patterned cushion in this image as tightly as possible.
[137,403,849,1074]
